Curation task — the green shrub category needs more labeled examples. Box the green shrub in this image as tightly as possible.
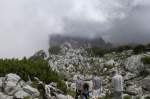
[105,64,114,69]
[67,88,75,97]
[123,95,131,99]
[145,96,150,99]
[115,45,132,52]
[133,45,146,54]
[141,56,150,64]
[135,96,141,99]
[24,96,30,99]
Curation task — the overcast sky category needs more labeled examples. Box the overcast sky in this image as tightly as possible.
[0,0,150,58]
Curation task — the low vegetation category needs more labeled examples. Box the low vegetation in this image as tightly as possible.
[123,95,131,99]
[0,58,67,93]
[145,96,150,99]
[135,96,141,99]
[86,44,150,57]
[105,64,114,69]
[114,45,132,52]
[141,56,150,64]
[133,45,146,54]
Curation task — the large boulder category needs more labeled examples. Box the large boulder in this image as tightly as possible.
[0,92,13,99]
[23,85,40,98]
[0,73,41,99]
[105,59,117,66]
[126,85,143,96]
[3,73,21,95]
[14,90,30,99]
[125,55,144,74]
[141,76,150,91]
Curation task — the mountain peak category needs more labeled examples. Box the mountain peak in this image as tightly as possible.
[49,34,112,48]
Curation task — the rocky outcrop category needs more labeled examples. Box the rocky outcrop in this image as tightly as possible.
[0,73,40,99]
[4,73,21,95]
[0,92,13,99]
[48,45,150,98]
[125,55,144,74]
[141,76,150,91]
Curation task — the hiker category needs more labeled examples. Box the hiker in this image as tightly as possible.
[92,72,101,99]
[112,70,123,99]
[81,83,90,99]
[75,76,83,99]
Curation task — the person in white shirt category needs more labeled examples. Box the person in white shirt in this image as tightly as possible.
[112,70,123,99]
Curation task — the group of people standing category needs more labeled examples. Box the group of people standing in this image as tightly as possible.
[75,70,123,99]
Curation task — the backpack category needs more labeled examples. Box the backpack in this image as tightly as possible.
[82,91,90,99]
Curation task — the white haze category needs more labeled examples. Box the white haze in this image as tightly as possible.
[0,0,149,58]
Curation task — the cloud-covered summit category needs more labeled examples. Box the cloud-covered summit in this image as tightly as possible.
[0,0,149,57]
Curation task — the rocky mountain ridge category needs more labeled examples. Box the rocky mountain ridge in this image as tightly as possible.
[49,34,112,48]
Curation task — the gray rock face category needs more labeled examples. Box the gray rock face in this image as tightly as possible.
[141,76,150,91]
[48,46,150,98]
[0,73,40,99]
[125,55,144,74]
[23,85,40,98]
[4,73,21,95]
[124,72,137,80]
[14,90,30,99]
[126,85,143,96]
[0,92,13,99]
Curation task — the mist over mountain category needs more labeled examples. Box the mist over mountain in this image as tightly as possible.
[0,0,149,57]
[49,34,112,48]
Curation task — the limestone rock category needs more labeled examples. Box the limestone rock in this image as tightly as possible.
[4,73,21,95]
[23,85,40,98]
[141,76,150,91]
[14,90,30,99]
[125,55,144,74]
[0,92,13,99]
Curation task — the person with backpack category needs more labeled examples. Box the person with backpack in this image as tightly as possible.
[92,72,101,99]
[81,83,90,99]
[75,76,83,99]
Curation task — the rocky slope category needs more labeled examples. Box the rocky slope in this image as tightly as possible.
[0,73,73,99]
[0,73,39,99]
[1,43,150,99]
[48,43,150,99]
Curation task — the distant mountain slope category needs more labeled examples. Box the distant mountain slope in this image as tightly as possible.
[49,34,112,48]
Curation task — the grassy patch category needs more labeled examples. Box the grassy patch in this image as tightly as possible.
[123,95,131,99]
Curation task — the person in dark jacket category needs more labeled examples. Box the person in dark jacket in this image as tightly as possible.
[82,83,90,99]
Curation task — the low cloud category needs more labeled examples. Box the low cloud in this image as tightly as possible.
[0,0,149,57]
